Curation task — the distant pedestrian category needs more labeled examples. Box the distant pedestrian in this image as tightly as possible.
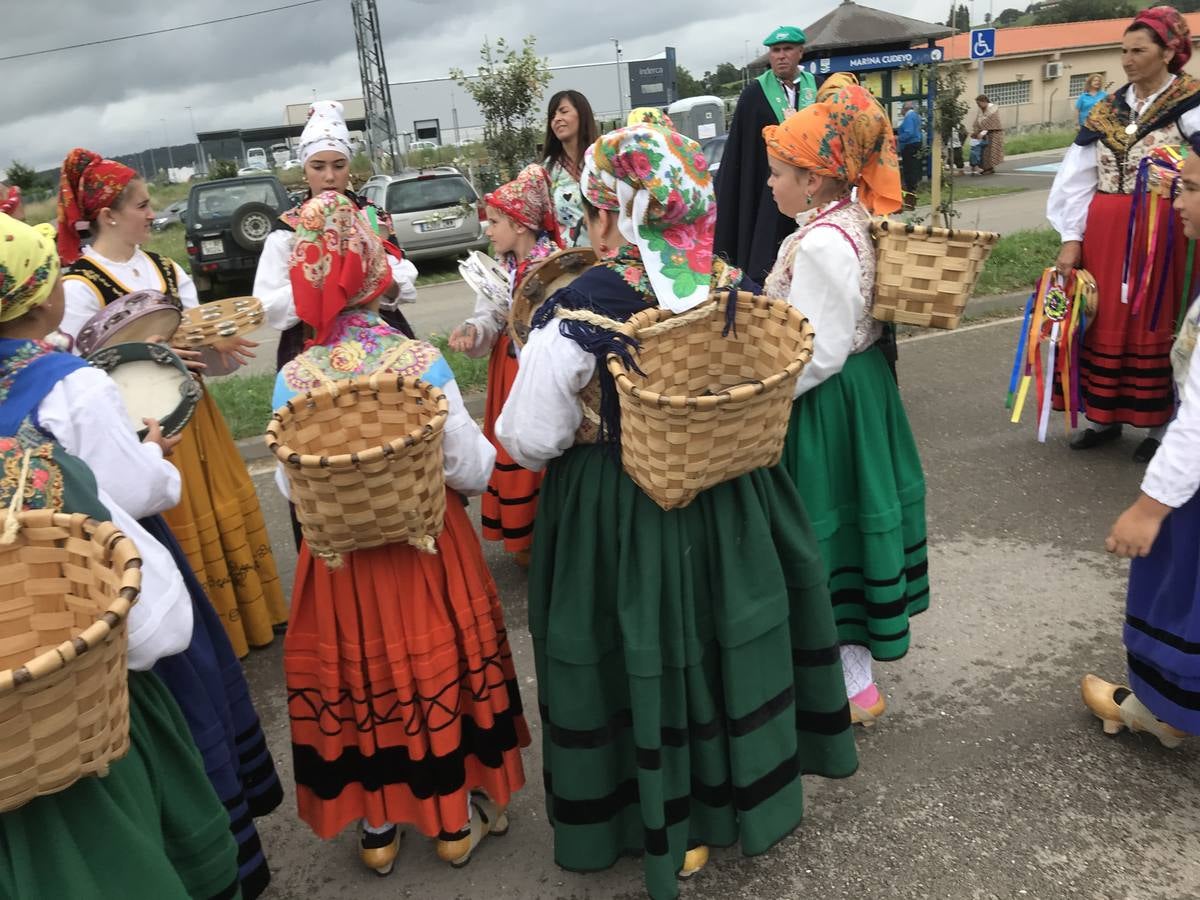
[970,94,1005,174]
[1075,73,1109,125]
[897,100,924,209]
[542,89,598,247]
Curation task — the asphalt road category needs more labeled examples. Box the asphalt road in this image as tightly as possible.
[236,315,1200,900]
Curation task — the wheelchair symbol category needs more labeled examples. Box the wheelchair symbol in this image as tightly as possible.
[971,29,996,59]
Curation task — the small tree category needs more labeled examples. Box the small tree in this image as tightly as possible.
[209,159,238,180]
[675,65,706,100]
[5,161,44,191]
[451,36,552,181]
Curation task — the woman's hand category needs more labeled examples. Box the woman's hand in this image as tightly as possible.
[142,418,182,457]
[1055,241,1082,278]
[147,333,206,374]
[1106,493,1172,558]
[448,323,476,353]
[208,335,259,369]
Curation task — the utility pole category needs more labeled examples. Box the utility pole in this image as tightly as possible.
[186,105,203,175]
[351,0,402,174]
[162,119,175,172]
[611,38,624,123]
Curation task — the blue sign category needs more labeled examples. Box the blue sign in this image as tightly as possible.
[970,28,996,60]
[803,47,943,76]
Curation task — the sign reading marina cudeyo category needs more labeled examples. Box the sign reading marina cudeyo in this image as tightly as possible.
[803,46,944,76]
[628,47,678,107]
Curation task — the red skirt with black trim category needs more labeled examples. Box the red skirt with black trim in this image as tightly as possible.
[481,333,543,553]
[1054,192,1191,428]
[284,491,530,841]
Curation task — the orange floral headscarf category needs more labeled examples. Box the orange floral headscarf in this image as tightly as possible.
[816,72,859,102]
[763,84,902,216]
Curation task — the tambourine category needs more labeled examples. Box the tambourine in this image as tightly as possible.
[509,247,598,348]
[75,290,183,355]
[86,341,202,439]
[458,250,510,314]
[176,296,264,347]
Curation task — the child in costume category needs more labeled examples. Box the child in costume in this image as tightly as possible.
[275,192,528,875]
[449,164,564,565]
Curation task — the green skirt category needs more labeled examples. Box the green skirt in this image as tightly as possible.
[529,444,857,900]
[783,346,930,661]
[0,671,240,900]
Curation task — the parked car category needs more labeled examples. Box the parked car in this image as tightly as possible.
[409,140,440,152]
[238,159,270,177]
[152,199,187,231]
[246,147,268,168]
[271,143,292,167]
[360,167,489,262]
[184,175,291,301]
[700,134,727,179]
[280,158,303,171]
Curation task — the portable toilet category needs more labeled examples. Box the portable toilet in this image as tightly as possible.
[667,96,726,142]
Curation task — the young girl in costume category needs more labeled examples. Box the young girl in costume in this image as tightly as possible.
[1082,148,1200,747]
[276,192,528,875]
[761,83,930,725]
[496,124,856,900]
[449,164,563,565]
[0,212,241,900]
[56,147,287,658]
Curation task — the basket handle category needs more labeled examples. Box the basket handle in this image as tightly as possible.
[0,450,32,545]
[367,338,422,391]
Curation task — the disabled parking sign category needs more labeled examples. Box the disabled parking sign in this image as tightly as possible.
[970,28,996,60]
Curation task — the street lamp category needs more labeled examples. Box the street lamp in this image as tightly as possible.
[1014,73,1026,130]
[611,38,624,123]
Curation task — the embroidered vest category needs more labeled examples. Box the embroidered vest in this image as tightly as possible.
[63,251,181,306]
[1097,123,1187,194]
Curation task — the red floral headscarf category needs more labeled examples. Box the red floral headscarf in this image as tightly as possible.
[0,185,21,217]
[288,191,393,346]
[1131,6,1193,73]
[485,164,563,247]
[56,148,137,264]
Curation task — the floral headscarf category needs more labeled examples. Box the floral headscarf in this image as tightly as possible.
[627,107,675,129]
[56,148,137,265]
[288,191,393,346]
[816,72,859,102]
[0,185,21,217]
[0,213,60,323]
[485,164,563,248]
[763,84,902,216]
[581,124,715,313]
[1131,6,1192,73]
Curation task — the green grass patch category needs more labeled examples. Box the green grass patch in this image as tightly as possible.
[428,333,489,393]
[207,373,275,441]
[916,183,1024,207]
[975,227,1061,297]
[143,224,186,266]
[1004,129,1076,156]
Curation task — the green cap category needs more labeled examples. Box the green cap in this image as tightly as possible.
[763,25,806,46]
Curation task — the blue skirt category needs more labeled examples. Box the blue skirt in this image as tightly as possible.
[1124,491,1200,732]
[145,515,283,900]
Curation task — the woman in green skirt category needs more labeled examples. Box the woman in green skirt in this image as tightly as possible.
[761,84,930,724]
[496,123,857,900]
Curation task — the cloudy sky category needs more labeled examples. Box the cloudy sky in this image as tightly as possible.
[2,0,958,171]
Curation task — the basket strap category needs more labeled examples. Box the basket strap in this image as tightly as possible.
[555,308,627,331]
[635,301,718,337]
[0,450,33,545]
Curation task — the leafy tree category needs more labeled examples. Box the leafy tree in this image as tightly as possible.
[1033,0,1134,25]
[714,62,742,85]
[208,159,238,180]
[4,161,45,191]
[451,36,553,181]
[675,65,706,99]
[995,7,1023,25]
[945,2,971,30]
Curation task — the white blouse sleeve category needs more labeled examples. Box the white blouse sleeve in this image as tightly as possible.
[462,287,506,358]
[253,230,300,332]
[787,226,863,398]
[1046,142,1098,243]
[173,260,199,310]
[384,254,419,306]
[1179,105,1200,138]
[1142,340,1200,507]
[38,367,182,518]
[495,325,595,471]
[441,377,496,495]
[59,277,104,342]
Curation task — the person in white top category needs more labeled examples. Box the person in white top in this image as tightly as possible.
[1082,147,1200,750]
[253,100,417,373]
[1046,8,1200,462]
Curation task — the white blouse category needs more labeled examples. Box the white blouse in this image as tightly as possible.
[1046,82,1200,242]
[38,366,193,670]
[254,229,418,333]
[1142,327,1200,508]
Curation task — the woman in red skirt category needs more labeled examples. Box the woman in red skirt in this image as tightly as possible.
[1049,6,1200,463]
[449,165,563,565]
[275,192,529,875]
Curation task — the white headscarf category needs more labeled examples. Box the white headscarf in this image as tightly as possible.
[299,100,351,163]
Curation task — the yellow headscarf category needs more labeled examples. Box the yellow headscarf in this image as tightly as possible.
[0,213,60,322]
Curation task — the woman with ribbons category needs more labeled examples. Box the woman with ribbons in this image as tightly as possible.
[56,147,288,658]
[761,83,930,726]
[1048,6,1200,463]
[496,123,856,900]
[275,192,528,876]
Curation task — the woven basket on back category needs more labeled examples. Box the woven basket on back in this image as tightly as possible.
[0,508,141,813]
[603,291,813,511]
[872,219,1000,330]
[266,374,449,562]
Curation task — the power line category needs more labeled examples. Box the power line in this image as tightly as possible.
[0,0,329,63]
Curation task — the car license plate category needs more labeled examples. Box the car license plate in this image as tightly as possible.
[417,218,459,233]
[201,238,224,256]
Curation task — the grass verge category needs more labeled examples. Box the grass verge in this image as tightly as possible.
[428,333,489,393]
[975,227,1060,297]
[207,373,275,441]
[1005,128,1076,156]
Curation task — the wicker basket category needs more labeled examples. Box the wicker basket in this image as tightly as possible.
[872,219,1000,330]
[605,291,813,510]
[266,374,449,561]
[0,509,142,813]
